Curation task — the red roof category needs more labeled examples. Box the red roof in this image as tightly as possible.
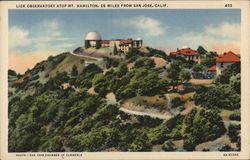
[170,48,200,56]
[100,40,110,44]
[208,65,216,71]
[216,51,240,62]
[127,63,134,69]
[120,40,133,44]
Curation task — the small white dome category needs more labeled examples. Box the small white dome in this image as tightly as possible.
[136,37,142,40]
[85,32,102,41]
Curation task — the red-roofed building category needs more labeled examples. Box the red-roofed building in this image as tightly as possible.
[100,40,110,47]
[170,47,201,63]
[101,38,143,53]
[120,39,133,44]
[207,65,216,78]
[119,40,133,53]
[208,65,216,71]
[216,51,240,75]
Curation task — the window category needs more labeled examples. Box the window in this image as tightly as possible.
[221,62,224,68]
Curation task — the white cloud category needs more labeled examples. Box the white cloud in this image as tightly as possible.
[9,18,74,54]
[9,26,32,48]
[204,22,240,40]
[40,19,60,30]
[175,22,240,51]
[120,15,167,37]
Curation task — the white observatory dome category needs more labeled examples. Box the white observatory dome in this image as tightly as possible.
[85,32,102,41]
[136,37,142,40]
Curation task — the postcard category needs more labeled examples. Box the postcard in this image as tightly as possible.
[0,0,249,160]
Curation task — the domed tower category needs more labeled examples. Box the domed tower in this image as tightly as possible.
[133,37,143,48]
[85,31,102,48]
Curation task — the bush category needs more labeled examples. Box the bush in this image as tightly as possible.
[171,97,185,108]
[228,124,240,143]
[202,148,210,151]
[8,69,17,76]
[29,75,40,81]
[229,112,241,121]
[162,139,176,151]
[147,123,169,145]
[182,108,226,151]
[193,84,240,110]
[218,144,234,151]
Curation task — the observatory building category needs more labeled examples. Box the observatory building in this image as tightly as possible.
[85,31,102,47]
[84,31,143,53]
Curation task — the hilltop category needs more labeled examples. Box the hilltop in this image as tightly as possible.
[73,46,152,59]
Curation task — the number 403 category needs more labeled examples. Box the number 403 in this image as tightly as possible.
[225,4,232,7]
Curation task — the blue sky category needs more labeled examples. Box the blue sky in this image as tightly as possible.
[9,9,240,73]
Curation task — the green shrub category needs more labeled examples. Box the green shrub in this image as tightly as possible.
[162,139,176,151]
[229,112,241,121]
[171,97,185,108]
[228,124,240,143]
[218,144,234,151]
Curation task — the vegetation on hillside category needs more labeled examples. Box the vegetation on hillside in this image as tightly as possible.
[8,46,241,152]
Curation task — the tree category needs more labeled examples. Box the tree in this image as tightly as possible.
[9,114,43,152]
[193,84,240,110]
[182,108,226,151]
[200,51,218,68]
[71,64,78,77]
[147,124,170,145]
[134,57,155,69]
[218,144,234,151]
[228,124,240,143]
[197,46,207,55]
[229,73,240,94]
[215,62,240,84]
[129,130,152,151]
[179,69,191,83]
[80,59,85,64]
[162,139,176,151]
[113,44,118,55]
[116,61,128,77]
[104,57,120,69]
[167,60,182,89]
[192,64,204,72]
[8,69,17,76]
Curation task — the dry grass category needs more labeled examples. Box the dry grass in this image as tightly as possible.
[220,109,238,121]
[190,79,213,85]
[169,92,197,116]
[173,140,184,151]
[195,134,237,151]
[152,144,163,151]
[87,87,98,95]
[121,95,172,115]
[126,95,168,108]
[169,92,195,100]
[49,54,86,77]
[106,92,116,101]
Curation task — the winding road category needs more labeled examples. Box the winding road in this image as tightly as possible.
[119,107,173,120]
